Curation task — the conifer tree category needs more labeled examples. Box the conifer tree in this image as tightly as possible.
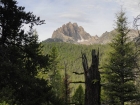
[0,0,62,104]
[49,47,65,103]
[103,10,139,105]
[72,85,84,105]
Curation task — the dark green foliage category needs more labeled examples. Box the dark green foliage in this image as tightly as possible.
[72,85,84,105]
[48,47,65,104]
[102,10,139,105]
[42,42,108,104]
[49,47,59,74]
[42,40,140,104]
[42,42,107,72]
[0,0,62,104]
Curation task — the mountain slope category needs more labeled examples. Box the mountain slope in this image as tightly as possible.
[43,22,139,44]
[52,22,91,42]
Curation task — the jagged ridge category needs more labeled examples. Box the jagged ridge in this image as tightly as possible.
[52,22,91,42]
[44,22,139,45]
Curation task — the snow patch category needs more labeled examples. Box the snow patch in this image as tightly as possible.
[77,34,88,42]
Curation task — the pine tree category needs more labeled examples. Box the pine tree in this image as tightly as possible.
[103,10,139,105]
[49,47,65,103]
[72,85,84,105]
[0,0,62,104]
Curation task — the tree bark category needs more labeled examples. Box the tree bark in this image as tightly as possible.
[82,49,101,105]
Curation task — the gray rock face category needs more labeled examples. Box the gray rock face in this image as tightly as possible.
[44,22,139,45]
[97,30,116,44]
[52,22,91,42]
[97,29,139,44]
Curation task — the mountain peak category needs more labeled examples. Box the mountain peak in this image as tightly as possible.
[44,23,139,45]
[52,22,91,42]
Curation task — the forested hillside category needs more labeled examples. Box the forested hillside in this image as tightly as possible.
[42,41,140,104]
[1,0,140,105]
[42,42,109,70]
[42,42,110,95]
[42,42,107,73]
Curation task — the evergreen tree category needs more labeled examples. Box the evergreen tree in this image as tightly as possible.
[49,47,59,75]
[49,47,65,103]
[0,0,62,104]
[72,85,84,105]
[103,10,139,105]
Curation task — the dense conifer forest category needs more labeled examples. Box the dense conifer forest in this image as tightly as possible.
[1,0,140,105]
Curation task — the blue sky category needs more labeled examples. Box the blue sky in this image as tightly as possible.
[16,0,140,41]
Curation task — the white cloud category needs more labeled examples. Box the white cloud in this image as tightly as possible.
[115,0,140,16]
[16,0,140,41]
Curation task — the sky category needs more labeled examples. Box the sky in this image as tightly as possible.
[16,0,140,41]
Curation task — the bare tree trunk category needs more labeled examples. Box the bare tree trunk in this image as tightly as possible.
[82,49,101,105]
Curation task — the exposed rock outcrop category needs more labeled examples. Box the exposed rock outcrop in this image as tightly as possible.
[52,22,91,42]
[98,29,139,44]
[44,22,139,45]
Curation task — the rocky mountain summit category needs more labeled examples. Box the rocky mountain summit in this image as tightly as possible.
[44,22,139,45]
[52,22,91,42]
[98,29,139,44]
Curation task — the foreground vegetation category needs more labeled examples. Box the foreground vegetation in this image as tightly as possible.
[0,0,64,104]
[1,0,140,105]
